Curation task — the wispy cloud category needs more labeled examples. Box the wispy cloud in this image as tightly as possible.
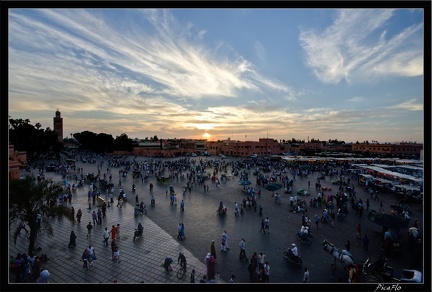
[299,9,423,84]
[347,96,365,102]
[387,98,423,111]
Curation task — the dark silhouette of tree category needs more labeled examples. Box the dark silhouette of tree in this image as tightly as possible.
[9,118,63,159]
[113,133,133,152]
[9,177,73,255]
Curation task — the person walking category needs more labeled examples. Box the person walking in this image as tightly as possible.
[111,239,117,258]
[259,205,263,216]
[68,231,77,247]
[356,224,362,239]
[76,208,82,222]
[81,249,89,270]
[363,234,370,251]
[92,211,97,226]
[112,245,120,262]
[223,230,229,250]
[190,269,196,283]
[18,219,28,234]
[97,208,102,225]
[263,261,270,283]
[259,219,266,234]
[247,257,256,282]
[210,240,217,260]
[204,253,211,279]
[180,200,185,212]
[116,223,120,239]
[303,267,309,283]
[366,198,370,211]
[238,238,247,260]
[208,255,216,282]
[86,222,93,238]
[103,227,109,247]
[315,215,320,228]
[87,244,96,265]
[257,252,266,273]
[180,223,185,239]
[264,217,270,234]
[177,223,182,240]
[110,225,117,240]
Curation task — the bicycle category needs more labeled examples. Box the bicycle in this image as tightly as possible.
[27,220,48,239]
[176,261,187,279]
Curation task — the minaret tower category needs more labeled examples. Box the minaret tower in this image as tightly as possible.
[53,109,63,142]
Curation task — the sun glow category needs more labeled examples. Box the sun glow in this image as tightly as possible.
[203,133,211,139]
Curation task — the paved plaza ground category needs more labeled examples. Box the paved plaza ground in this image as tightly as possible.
[9,154,425,287]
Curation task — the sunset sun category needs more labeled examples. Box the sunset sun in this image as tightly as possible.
[203,133,210,139]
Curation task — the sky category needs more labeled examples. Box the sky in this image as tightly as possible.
[8,7,425,143]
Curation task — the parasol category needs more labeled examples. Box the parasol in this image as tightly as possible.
[367,209,408,229]
[263,182,283,192]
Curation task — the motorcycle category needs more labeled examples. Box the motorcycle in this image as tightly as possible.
[133,228,143,241]
[295,232,312,245]
[283,248,302,265]
[151,197,155,206]
[217,206,227,215]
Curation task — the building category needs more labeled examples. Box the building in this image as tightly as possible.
[9,144,26,180]
[53,109,63,142]
[351,142,423,156]
[207,138,280,157]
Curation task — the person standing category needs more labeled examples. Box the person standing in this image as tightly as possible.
[103,227,109,247]
[345,240,351,252]
[86,222,93,238]
[366,198,370,211]
[210,240,217,260]
[259,205,263,216]
[68,231,77,247]
[303,267,309,283]
[356,224,362,239]
[363,234,370,251]
[70,207,75,222]
[190,269,196,283]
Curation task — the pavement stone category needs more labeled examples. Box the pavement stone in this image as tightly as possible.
[9,155,424,285]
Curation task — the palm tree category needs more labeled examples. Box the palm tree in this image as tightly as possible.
[9,176,74,255]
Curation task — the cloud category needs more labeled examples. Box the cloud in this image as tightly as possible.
[254,41,266,62]
[347,96,365,102]
[299,9,423,84]
[9,8,297,110]
[387,99,423,111]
